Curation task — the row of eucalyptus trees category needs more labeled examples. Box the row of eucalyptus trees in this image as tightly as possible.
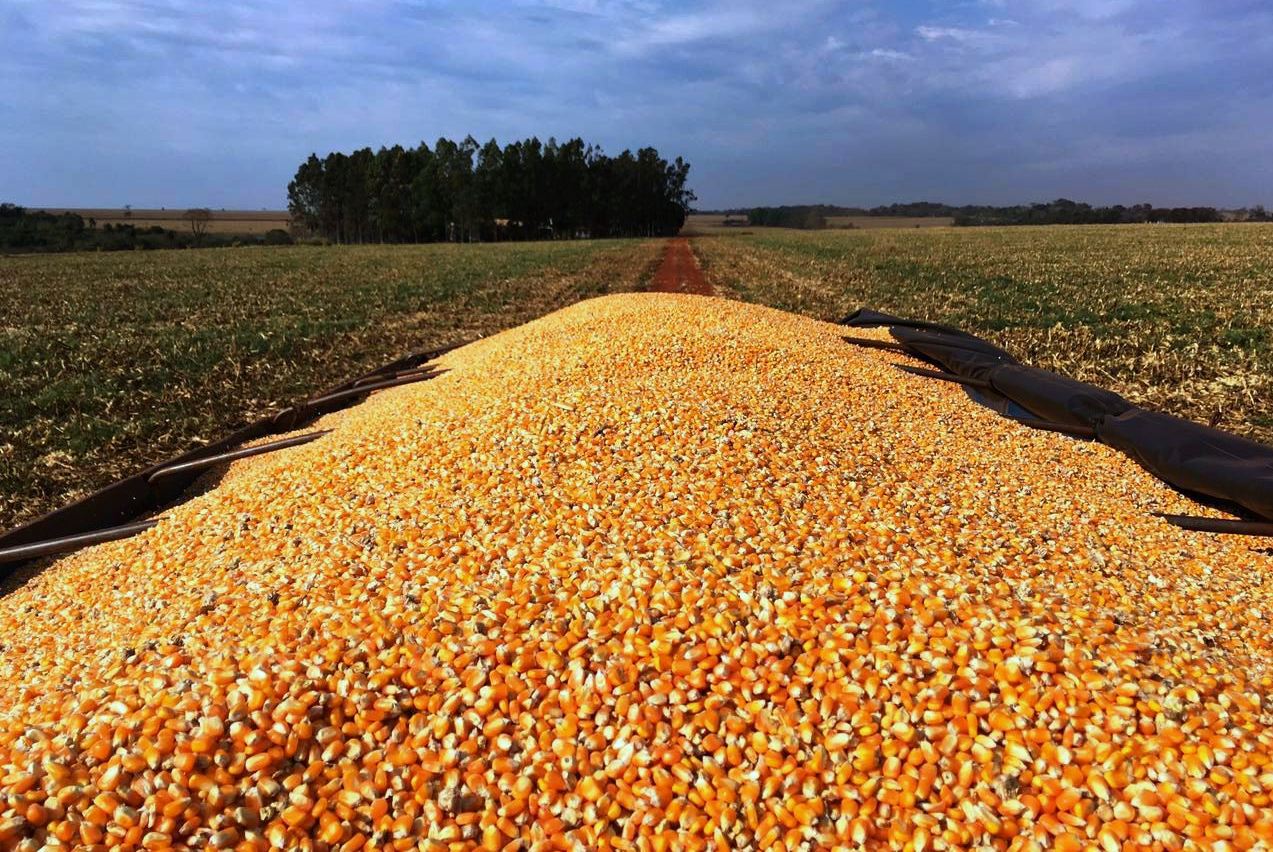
[287,136,694,243]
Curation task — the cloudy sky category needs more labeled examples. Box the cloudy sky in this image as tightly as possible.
[2,0,1271,209]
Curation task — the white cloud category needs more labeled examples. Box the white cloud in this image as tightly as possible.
[1007,56,1079,98]
[2,0,1273,207]
[854,47,913,62]
[916,25,987,43]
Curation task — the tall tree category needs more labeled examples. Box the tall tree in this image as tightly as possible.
[183,208,212,245]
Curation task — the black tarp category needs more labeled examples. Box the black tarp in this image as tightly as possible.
[889,327,1018,380]
[846,324,1027,416]
[988,365,1133,430]
[842,308,980,339]
[1097,409,1273,521]
[839,307,1273,522]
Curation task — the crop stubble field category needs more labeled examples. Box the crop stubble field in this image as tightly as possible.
[695,224,1273,448]
[1,223,1270,533]
[0,240,663,531]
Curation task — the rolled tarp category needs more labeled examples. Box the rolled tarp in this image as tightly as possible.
[888,327,1019,369]
[882,327,1025,416]
[840,307,1273,522]
[987,365,1134,430]
[845,310,1019,359]
[842,308,981,339]
[884,331,1131,430]
[1096,409,1273,521]
[884,332,1127,428]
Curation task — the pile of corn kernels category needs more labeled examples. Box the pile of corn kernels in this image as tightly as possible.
[1,294,1271,851]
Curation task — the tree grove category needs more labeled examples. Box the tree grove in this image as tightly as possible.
[287,137,695,244]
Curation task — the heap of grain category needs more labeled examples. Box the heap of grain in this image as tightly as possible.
[1,294,1271,851]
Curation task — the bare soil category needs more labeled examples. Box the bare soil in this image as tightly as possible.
[648,238,711,295]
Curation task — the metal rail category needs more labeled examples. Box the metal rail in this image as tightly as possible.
[147,430,331,484]
[0,338,472,577]
[1008,417,1097,439]
[306,371,440,408]
[893,364,992,390]
[0,520,160,566]
[353,366,443,387]
[842,335,910,353]
[1157,514,1273,538]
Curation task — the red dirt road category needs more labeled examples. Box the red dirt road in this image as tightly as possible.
[648,238,712,295]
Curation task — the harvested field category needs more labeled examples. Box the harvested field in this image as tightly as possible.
[694,224,1273,446]
[32,209,293,236]
[1,294,1270,849]
[0,240,663,531]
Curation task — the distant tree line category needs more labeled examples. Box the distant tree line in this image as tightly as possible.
[287,137,695,244]
[950,199,1227,226]
[742,203,972,229]
[0,205,88,251]
[0,204,294,253]
[745,206,837,229]
[736,199,1264,229]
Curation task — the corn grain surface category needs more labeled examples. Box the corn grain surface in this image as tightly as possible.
[1,294,1271,850]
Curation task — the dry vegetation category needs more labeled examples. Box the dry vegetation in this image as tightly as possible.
[32,209,292,235]
[1,295,1270,849]
[694,224,1273,446]
[0,240,662,531]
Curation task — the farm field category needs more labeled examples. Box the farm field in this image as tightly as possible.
[32,208,292,235]
[4,292,1269,849]
[0,239,662,530]
[4,224,1272,534]
[694,223,1273,446]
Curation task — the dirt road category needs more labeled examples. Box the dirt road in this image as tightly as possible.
[648,238,711,295]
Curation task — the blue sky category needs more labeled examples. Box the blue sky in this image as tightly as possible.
[2,0,1271,209]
